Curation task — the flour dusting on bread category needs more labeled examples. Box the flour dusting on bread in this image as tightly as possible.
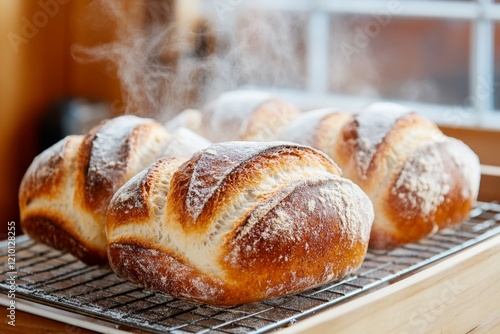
[186,141,302,221]
[355,104,412,177]
[393,142,451,216]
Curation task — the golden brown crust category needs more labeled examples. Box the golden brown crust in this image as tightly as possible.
[106,141,374,306]
[19,136,81,209]
[76,117,168,214]
[23,216,107,265]
[199,91,300,142]
[221,178,369,304]
[18,135,105,262]
[315,111,351,158]
[371,140,476,249]
[335,117,359,174]
[106,156,186,233]
[108,243,229,304]
[344,109,479,249]
[242,99,301,141]
[336,111,437,183]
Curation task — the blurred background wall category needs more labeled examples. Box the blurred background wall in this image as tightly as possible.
[0,0,124,236]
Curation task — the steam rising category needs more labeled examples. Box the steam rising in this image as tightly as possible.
[73,0,307,121]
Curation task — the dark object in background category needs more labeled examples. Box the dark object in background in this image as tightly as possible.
[38,98,111,154]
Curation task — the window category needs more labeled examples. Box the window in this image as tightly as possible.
[192,0,500,128]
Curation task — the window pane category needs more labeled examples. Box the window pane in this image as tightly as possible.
[329,17,471,106]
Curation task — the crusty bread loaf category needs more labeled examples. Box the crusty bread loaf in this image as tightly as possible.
[280,103,481,249]
[106,141,374,306]
[165,108,203,134]
[198,90,301,142]
[161,127,211,159]
[19,115,173,264]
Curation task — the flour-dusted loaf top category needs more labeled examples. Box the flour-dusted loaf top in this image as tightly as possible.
[280,102,481,249]
[165,108,203,134]
[106,141,374,306]
[199,90,301,142]
[161,127,211,159]
[19,115,172,264]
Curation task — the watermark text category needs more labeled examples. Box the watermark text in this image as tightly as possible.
[6,221,16,327]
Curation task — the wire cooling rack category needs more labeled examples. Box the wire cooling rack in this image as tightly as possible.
[1,201,500,334]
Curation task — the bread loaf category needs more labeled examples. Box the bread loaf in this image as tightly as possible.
[280,103,481,249]
[106,141,374,306]
[165,109,203,134]
[161,127,211,159]
[19,115,175,264]
[198,90,301,142]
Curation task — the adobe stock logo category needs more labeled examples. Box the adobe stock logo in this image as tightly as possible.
[340,1,403,62]
[401,278,468,334]
[7,0,71,54]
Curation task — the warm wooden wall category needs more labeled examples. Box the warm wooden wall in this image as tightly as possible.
[440,126,500,202]
[0,1,67,237]
[0,0,123,237]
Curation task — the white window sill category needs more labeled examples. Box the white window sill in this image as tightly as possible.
[248,87,500,131]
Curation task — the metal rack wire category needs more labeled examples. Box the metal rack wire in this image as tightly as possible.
[2,201,500,333]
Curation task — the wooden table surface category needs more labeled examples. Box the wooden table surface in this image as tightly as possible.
[0,308,99,334]
[279,234,500,334]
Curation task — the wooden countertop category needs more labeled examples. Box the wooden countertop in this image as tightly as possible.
[279,234,500,334]
[2,234,499,334]
[0,309,99,334]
